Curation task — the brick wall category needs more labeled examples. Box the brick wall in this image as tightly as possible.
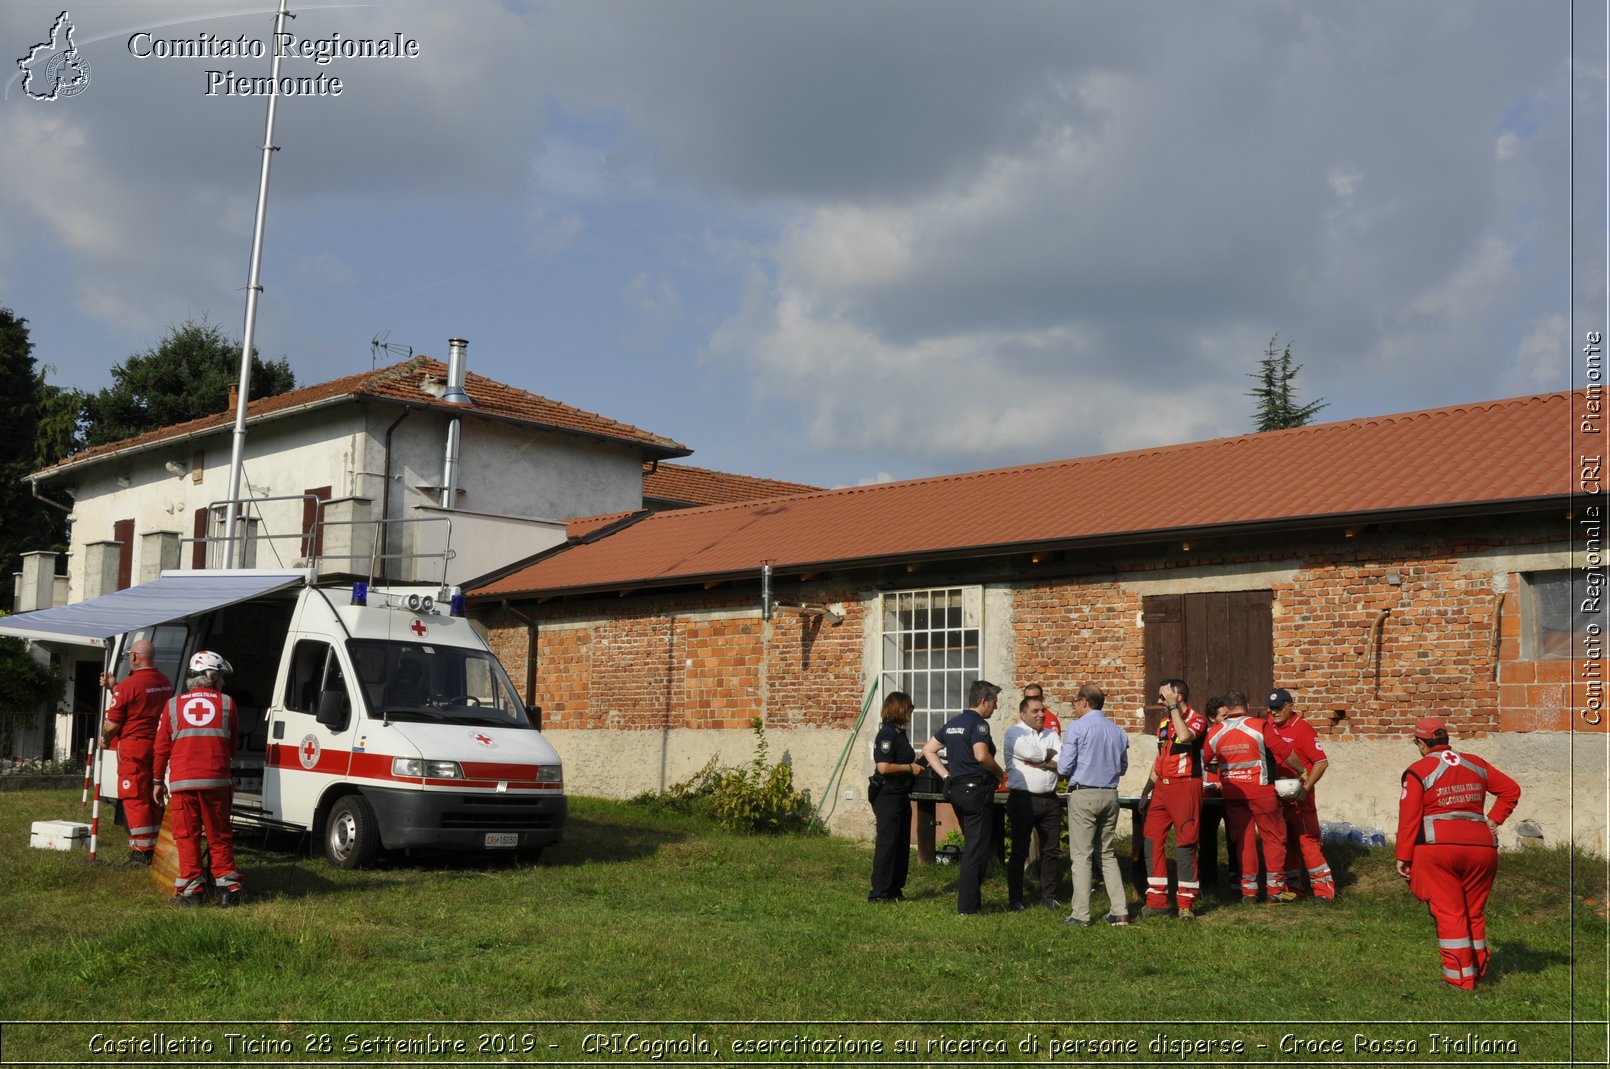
[481,589,868,733]
[478,523,1594,743]
[1011,579,1147,730]
[1272,550,1498,736]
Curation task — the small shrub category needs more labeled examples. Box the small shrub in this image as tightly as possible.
[637,720,815,835]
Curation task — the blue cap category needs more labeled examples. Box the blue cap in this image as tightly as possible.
[1266,687,1293,708]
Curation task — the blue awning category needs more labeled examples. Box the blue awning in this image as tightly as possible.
[0,572,307,648]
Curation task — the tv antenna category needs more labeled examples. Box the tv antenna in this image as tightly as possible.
[371,330,413,369]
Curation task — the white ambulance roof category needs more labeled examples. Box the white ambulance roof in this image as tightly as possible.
[0,571,307,649]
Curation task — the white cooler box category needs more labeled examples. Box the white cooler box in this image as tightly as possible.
[30,820,90,851]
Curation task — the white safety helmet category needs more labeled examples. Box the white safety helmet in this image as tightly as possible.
[189,650,233,675]
[1275,778,1303,800]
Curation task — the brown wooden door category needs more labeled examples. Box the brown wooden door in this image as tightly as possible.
[113,518,134,590]
[1142,590,1272,730]
[300,486,332,559]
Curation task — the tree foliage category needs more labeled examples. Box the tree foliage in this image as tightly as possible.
[0,308,64,611]
[1248,333,1327,432]
[34,373,88,469]
[85,319,296,447]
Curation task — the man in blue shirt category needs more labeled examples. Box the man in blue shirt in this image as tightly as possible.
[1057,684,1131,926]
[922,679,1004,915]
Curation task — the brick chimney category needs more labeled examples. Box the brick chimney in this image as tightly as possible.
[227,381,238,411]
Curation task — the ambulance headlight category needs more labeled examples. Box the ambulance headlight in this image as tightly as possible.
[537,764,563,784]
[393,758,463,779]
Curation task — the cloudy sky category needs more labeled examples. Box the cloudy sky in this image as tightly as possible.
[1,1,1603,488]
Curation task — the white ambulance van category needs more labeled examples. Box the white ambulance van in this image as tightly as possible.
[4,568,565,867]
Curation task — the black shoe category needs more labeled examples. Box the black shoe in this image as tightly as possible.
[1008,901,1027,912]
[1104,913,1130,926]
[1042,898,1062,910]
[217,887,243,909]
[123,851,153,869]
[173,893,203,908]
[1061,916,1091,927]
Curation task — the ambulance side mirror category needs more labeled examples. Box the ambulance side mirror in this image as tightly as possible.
[316,689,349,732]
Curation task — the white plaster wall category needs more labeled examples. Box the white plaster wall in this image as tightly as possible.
[386,412,644,526]
[547,726,1607,854]
[51,403,650,603]
[410,506,568,586]
[58,409,370,598]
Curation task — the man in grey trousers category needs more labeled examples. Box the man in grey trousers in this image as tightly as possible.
[1056,684,1131,926]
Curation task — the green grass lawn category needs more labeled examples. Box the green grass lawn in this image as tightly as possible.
[0,788,1604,1066]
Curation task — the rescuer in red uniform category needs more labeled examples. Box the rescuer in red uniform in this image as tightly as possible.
[1263,688,1337,901]
[1395,717,1521,990]
[153,651,243,907]
[1204,692,1305,903]
[1140,678,1207,918]
[99,638,174,867]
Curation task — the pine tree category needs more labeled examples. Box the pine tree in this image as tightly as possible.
[1248,334,1327,432]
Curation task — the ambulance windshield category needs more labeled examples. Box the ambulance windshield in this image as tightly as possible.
[348,639,533,728]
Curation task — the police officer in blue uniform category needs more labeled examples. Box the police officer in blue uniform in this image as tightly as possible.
[921,679,1005,915]
[868,691,920,902]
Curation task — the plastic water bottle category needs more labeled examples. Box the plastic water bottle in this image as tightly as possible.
[1320,821,1352,843]
[1347,825,1386,847]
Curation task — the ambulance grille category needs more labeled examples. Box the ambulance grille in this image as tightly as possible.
[440,798,558,829]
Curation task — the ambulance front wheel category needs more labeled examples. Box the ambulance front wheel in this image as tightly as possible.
[324,795,380,869]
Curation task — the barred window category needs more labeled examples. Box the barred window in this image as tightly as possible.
[1526,570,1596,660]
[881,587,983,744]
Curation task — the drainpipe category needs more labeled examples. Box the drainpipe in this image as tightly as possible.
[379,408,412,580]
[30,480,73,514]
[501,600,541,730]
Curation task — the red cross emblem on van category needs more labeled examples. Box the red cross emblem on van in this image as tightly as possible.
[410,619,427,637]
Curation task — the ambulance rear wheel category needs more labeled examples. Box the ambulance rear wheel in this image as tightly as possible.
[324,795,379,869]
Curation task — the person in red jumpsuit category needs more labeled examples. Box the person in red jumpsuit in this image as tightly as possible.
[1263,687,1336,901]
[1204,692,1305,903]
[1395,717,1521,989]
[99,638,173,867]
[1140,678,1206,918]
[153,651,243,907]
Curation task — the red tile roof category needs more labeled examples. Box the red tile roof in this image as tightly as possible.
[472,390,1577,599]
[33,356,688,479]
[643,462,821,507]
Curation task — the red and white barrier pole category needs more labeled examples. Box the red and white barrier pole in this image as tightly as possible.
[80,745,93,807]
[87,648,111,861]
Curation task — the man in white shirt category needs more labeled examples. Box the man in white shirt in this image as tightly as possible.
[1003,694,1063,910]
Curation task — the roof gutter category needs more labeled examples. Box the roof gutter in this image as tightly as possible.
[33,389,691,487]
[32,394,362,484]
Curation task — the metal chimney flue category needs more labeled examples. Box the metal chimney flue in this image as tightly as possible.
[442,337,471,405]
[440,337,469,509]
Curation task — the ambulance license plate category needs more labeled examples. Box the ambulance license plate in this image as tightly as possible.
[484,833,518,849]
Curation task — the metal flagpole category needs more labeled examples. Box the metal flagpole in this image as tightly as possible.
[221,0,293,564]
